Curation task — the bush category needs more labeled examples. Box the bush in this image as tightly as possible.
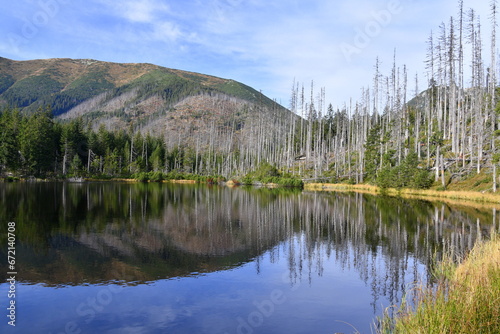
[276,177,304,188]
[375,153,433,190]
[164,170,184,180]
[262,176,279,184]
[149,171,164,182]
[241,175,254,185]
[411,169,434,189]
[250,162,280,180]
[376,167,393,189]
[133,172,149,182]
[240,164,303,188]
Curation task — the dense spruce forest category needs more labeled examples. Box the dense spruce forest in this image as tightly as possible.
[1,1,499,191]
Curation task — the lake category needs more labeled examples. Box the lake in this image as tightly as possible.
[0,182,496,333]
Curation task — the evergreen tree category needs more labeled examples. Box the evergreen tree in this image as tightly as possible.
[364,124,382,181]
[19,107,56,176]
[0,108,22,173]
[60,118,86,175]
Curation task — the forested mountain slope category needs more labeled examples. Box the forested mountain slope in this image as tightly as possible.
[0,57,285,131]
[0,57,297,178]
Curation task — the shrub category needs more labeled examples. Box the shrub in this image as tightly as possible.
[241,175,254,185]
[376,167,393,189]
[250,162,280,180]
[133,172,149,182]
[165,170,184,180]
[411,169,434,189]
[376,153,433,190]
[277,177,304,188]
[149,171,164,182]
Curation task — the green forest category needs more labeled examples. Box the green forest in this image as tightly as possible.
[0,107,212,180]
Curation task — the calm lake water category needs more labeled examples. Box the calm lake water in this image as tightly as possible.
[0,182,497,334]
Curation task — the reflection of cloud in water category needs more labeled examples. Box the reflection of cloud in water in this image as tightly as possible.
[145,305,178,327]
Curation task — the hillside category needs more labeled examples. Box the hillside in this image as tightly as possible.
[0,57,286,133]
[0,57,300,178]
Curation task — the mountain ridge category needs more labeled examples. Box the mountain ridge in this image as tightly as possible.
[0,57,285,134]
[0,56,229,87]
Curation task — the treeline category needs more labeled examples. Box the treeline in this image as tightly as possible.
[0,106,302,187]
[0,107,219,179]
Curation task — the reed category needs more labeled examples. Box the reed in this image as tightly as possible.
[304,183,500,207]
[377,233,500,333]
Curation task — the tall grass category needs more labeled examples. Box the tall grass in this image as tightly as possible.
[377,232,500,333]
[304,183,500,207]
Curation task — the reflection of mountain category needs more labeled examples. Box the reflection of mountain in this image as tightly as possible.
[0,183,493,301]
[0,183,292,285]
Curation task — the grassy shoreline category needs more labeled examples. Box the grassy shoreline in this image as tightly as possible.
[304,183,500,208]
[378,233,500,333]
[4,175,500,207]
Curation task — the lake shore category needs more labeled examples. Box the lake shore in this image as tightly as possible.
[304,183,500,208]
[378,233,500,333]
[4,175,500,208]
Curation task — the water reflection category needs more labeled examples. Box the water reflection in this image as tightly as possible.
[0,183,495,284]
[0,182,496,332]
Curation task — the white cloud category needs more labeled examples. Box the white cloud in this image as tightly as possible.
[152,21,183,43]
[120,0,170,23]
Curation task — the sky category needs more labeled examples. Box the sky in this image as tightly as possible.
[0,0,494,109]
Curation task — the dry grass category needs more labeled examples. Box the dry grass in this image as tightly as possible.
[167,179,197,184]
[445,171,493,192]
[304,183,380,194]
[378,233,500,333]
[304,183,500,209]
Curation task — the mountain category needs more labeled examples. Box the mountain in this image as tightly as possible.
[0,57,300,177]
[0,57,287,134]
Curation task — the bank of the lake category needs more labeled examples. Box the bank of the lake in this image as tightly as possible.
[378,233,500,333]
[5,174,500,208]
[1,172,304,188]
[305,183,500,207]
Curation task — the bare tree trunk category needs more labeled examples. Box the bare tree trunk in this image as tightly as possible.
[490,0,497,191]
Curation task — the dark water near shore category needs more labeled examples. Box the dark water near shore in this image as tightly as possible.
[0,182,496,333]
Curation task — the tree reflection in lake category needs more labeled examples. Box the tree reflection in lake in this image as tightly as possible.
[0,182,495,332]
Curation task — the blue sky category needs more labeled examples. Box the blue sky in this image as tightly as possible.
[0,0,494,108]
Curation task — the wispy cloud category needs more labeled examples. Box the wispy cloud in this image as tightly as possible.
[119,0,171,23]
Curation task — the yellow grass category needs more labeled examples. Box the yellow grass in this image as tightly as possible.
[304,183,500,208]
[167,179,197,184]
[379,233,500,333]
